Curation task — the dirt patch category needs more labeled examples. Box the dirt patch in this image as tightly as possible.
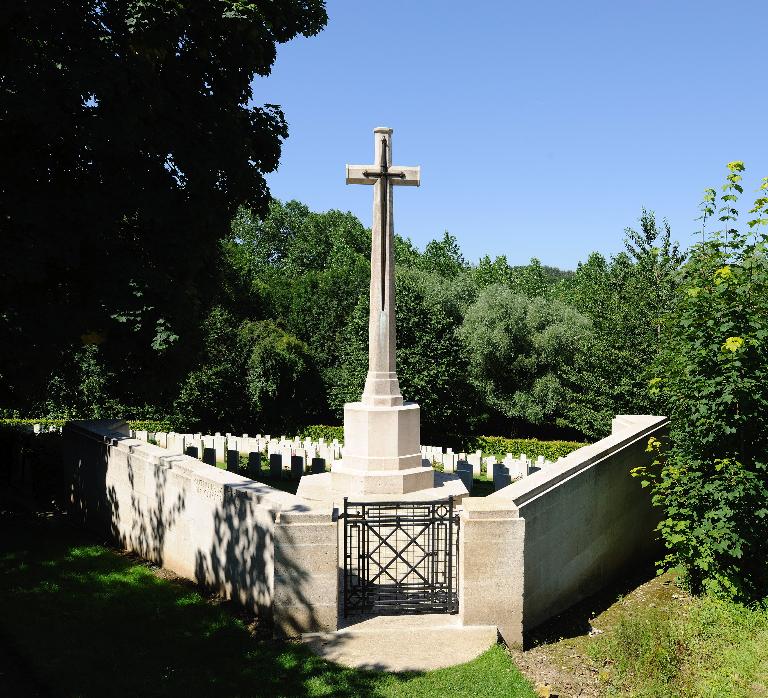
[506,568,689,698]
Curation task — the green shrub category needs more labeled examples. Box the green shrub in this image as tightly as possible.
[464,436,587,461]
[298,424,343,443]
[126,420,174,433]
[641,163,768,600]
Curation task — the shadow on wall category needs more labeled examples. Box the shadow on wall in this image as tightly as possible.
[64,421,328,636]
[191,485,323,636]
[67,425,186,568]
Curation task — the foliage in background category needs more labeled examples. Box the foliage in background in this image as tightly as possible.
[0,0,327,410]
[638,164,768,601]
[460,286,591,430]
[555,210,684,438]
[8,194,684,442]
[173,307,321,434]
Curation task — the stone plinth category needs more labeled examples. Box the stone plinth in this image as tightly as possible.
[331,401,433,495]
[295,400,464,502]
[296,470,468,505]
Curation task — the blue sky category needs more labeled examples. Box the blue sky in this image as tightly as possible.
[254,1,767,270]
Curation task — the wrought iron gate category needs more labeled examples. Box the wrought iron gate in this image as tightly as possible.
[342,497,459,616]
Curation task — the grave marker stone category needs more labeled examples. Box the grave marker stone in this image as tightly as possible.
[269,453,282,480]
[247,452,262,478]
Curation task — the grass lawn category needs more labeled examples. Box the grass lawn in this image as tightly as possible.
[511,564,768,698]
[0,500,535,698]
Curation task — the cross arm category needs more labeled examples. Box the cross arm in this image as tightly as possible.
[346,165,375,185]
[346,164,421,186]
[390,166,420,187]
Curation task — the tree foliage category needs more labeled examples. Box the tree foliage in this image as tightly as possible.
[555,211,683,437]
[459,286,591,429]
[638,164,768,600]
[173,307,320,433]
[0,0,327,408]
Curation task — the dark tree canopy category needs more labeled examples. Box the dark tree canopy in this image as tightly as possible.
[0,0,327,407]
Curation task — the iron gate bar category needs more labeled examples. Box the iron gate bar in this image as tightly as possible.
[342,496,459,617]
[366,522,433,586]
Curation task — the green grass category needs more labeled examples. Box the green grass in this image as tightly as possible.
[0,506,535,698]
[588,584,768,697]
[471,476,496,497]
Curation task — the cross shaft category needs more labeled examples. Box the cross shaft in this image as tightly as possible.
[345,127,421,407]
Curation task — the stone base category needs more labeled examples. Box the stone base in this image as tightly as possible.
[341,401,421,471]
[296,471,469,505]
[331,463,434,495]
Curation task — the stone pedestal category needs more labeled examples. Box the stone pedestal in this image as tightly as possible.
[295,400,464,503]
[296,399,469,504]
[330,401,433,495]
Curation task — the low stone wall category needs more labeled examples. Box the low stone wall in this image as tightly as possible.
[62,420,337,636]
[459,414,668,645]
[60,416,666,644]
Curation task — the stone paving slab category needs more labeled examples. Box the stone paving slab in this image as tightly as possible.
[301,614,498,672]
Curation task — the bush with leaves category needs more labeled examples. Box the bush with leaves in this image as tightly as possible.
[173,307,321,434]
[638,163,768,600]
[459,285,591,430]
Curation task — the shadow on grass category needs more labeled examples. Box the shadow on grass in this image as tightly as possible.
[0,503,536,698]
[470,477,495,498]
[0,507,383,698]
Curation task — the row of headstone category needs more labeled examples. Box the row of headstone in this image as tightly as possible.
[135,431,342,464]
[128,429,554,490]
[421,444,554,489]
[127,430,331,481]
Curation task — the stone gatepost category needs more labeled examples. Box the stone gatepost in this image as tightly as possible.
[459,498,525,647]
[273,509,339,636]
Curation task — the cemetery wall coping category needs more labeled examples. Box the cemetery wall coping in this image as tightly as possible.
[65,420,329,517]
[488,414,668,508]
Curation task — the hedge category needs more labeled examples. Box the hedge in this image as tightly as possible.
[0,418,176,433]
[0,418,65,428]
[464,436,587,461]
[126,420,174,433]
[298,425,344,443]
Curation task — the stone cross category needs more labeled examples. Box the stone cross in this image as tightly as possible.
[346,127,420,407]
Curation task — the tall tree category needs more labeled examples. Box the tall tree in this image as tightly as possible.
[459,285,591,433]
[555,210,683,438]
[0,1,327,410]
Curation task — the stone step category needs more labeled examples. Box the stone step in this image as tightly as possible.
[301,614,498,672]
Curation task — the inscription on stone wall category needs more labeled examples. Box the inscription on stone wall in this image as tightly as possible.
[195,479,224,503]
